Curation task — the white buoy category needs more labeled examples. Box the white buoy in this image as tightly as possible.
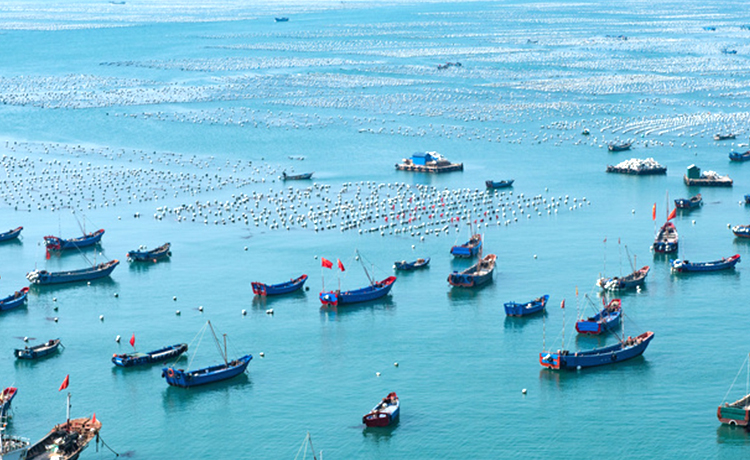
[173,296,177,301]
[376,372,381,377]
[241,309,247,315]
[522,388,527,394]
[692,220,696,225]
[394,362,399,367]
[198,306,203,312]
[631,209,635,214]
[53,297,57,302]
[266,308,274,314]
[533,254,537,259]
[54,317,58,323]
[115,335,121,342]
[175,310,181,315]
[114,293,119,298]
[99,315,104,321]
[244,246,248,251]
[23,336,29,342]
[259,352,265,357]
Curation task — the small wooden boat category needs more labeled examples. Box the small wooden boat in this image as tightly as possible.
[0,287,29,312]
[275,17,289,22]
[718,354,750,426]
[26,260,119,285]
[653,221,678,254]
[112,343,188,367]
[126,242,171,262]
[608,142,632,152]
[0,226,22,242]
[0,387,17,418]
[15,339,62,360]
[485,179,514,189]
[576,299,621,335]
[540,331,654,370]
[670,254,740,272]
[393,258,430,271]
[729,150,750,161]
[281,171,313,180]
[504,294,548,317]
[597,266,650,291]
[26,417,101,460]
[450,234,482,258]
[674,194,702,209]
[0,428,28,459]
[448,254,496,288]
[320,276,396,306]
[733,225,750,238]
[715,133,736,141]
[252,274,307,296]
[44,229,104,251]
[363,392,400,427]
[162,321,251,388]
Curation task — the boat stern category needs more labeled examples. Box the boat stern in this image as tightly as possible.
[539,352,560,369]
[320,291,338,306]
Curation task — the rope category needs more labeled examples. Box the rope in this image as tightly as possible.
[97,433,121,457]
[184,322,210,370]
[722,354,749,404]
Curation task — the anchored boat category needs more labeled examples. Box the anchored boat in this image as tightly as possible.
[394,258,430,271]
[448,254,496,288]
[44,229,104,251]
[576,298,622,335]
[26,260,119,285]
[252,274,307,296]
[15,339,62,360]
[504,295,548,317]
[112,343,188,367]
[0,387,17,419]
[0,226,22,243]
[0,287,29,312]
[363,392,400,427]
[670,254,740,273]
[540,331,654,370]
[126,242,171,262]
[718,354,750,426]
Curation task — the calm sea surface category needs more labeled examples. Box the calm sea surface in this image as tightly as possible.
[1,1,750,458]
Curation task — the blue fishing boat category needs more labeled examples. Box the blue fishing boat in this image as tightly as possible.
[576,298,622,335]
[112,343,188,367]
[393,258,430,271]
[162,321,251,388]
[745,195,750,205]
[597,266,650,291]
[670,254,741,272]
[653,221,678,253]
[715,133,736,140]
[0,287,29,312]
[126,242,171,262]
[252,274,308,296]
[320,276,396,306]
[44,229,104,251]
[0,226,22,242]
[282,171,313,180]
[674,194,702,209]
[504,294,548,317]
[733,224,750,238]
[450,234,482,258]
[608,142,632,152]
[15,339,62,360]
[448,254,496,288]
[0,386,17,418]
[485,179,514,189]
[540,331,654,370]
[729,150,750,161]
[363,392,400,427]
[26,259,119,285]
[275,17,289,22]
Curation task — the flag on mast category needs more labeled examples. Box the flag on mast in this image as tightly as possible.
[129,334,135,348]
[58,374,69,391]
[321,258,333,269]
[337,259,345,272]
[652,203,656,221]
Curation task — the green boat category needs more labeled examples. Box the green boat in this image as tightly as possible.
[718,354,750,426]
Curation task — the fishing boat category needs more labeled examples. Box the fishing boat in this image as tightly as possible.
[653,221,678,254]
[15,339,62,360]
[281,171,313,180]
[126,242,171,262]
[320,276,396,306]
[44,229,104,251]
[718,354,750,426]
[450,234,482,258]
[674,194,702,209]
[447,254,496,288]
[362,392,399,427]
[745,195,750,205]
[393,258,430,271]
[715,133,736,141]
[485,179,514,189]
[504,295,548,317]
[540,331,654,370]
[0,287,29,312]
[162,321,252,388]
[597,266,650,291]
[684,164,732,186]
[26,416,101,460]
[1,424,28,460]
[729,150,750,161]
[0,387,17,418]
[274,17,289,22]
[251,274,308,296]
[26,260,119,285]
[395,151,463,173]
[608,142,632,152]
[112,343,188,367]
[670,254,741,272]
[0,227,22,243]
[576,298,622,335]
[732,224,750,238]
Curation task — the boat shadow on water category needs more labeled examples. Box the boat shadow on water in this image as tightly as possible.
[29,277,119,294]
[13,347,63,367]
[128,257,171,272]
[362,419,400,441]
[716,424,750,445]
[538,356,652,385]
[110,354,188,376]
[503,311,547,330]
[251,288,308,309]
[446,281,496,302]
[162,373,252,406]
[319,297,396,319]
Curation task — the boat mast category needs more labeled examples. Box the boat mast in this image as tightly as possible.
[207,321,228,366]
[308,432,319,460]
[357,251,374,286]
[625,245,636,272]
[66,392,71,426]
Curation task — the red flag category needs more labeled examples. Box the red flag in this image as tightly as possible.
[652,203,656,221]
[58,374,69,391]
[560,299,565,309]
[91,413,97,425]
[337,259,345,272]
[321,258,333,269]
[129,334,135,348]
[667,207,677,221]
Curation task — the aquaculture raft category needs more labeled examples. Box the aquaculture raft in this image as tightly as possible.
[606,158,666,175]
[395,152,463,173]
[684,165,732,186]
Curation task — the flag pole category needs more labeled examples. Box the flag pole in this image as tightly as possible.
[66,392,71,426]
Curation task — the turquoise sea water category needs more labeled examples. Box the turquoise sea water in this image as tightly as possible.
[2,1,750,458]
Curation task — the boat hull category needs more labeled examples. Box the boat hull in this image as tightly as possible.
[0,386,17,418]
[597,266,649,290]
[44,229,104,250]
[320,276,396,306]
[113,343,188,367]
[363,392,399,427]
[252,274,307,296]
[15,339,62,360]
[718,405,750,426]
[448,254,496,288]
[450,234,482,258]
[394,258,430,270]
[162,354,252,387]
[733,225,750,238]
[26,260,119,285]
[504,295,548,316]
[0,226,22,242]
[26,418,101,460]
[485,180,514,189]
[0,287,29,312]
[540,331,654,370]
[670,254,740,272]
[126,242,171,262]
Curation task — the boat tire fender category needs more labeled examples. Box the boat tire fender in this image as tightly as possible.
[167,368,175,378]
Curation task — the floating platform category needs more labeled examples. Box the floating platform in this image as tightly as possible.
[396,151,463,173]
[606,158,666,175]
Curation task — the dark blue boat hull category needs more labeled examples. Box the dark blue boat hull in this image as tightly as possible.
[163,354,252,387]
[127,243,171,262]
[0,226,22,242]
[27,260,119,285]
[0,287,29,312]
[320,276,396,306]
[45,229,104,250]
[540,331,654,369]
[15,339,62,360]
[504,295,548,316]
[252,274,307,295]
[113,343,188,367]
